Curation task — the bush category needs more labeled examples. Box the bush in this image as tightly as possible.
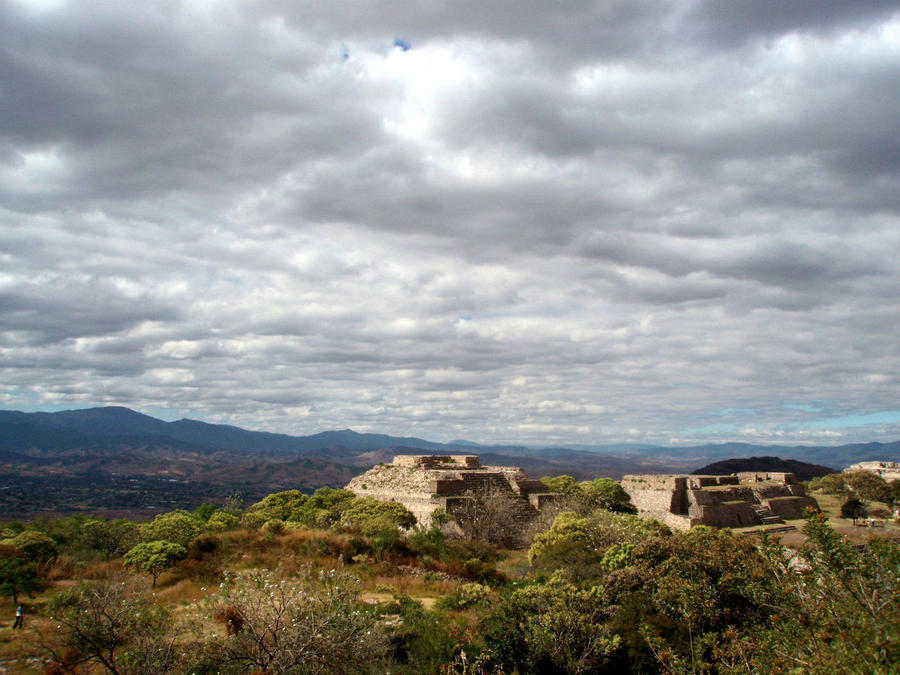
[200,567,389,674]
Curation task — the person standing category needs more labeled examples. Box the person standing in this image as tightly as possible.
[12,604,23,629]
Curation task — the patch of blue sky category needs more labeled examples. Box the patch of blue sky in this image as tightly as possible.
[682,423,737,435]
[805,410,900,429]
[713,407,756,417]
[393,38,411,51]
[782,403,823,412]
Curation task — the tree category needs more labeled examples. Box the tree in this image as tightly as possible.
[749,512,900,673]
[202,567,388,674]
[807,473,847,495]
[140,511,202,547]
[206,510,241,531]
[80,519,139,560]
[579,478,637,514]
[841,497,867,524]
[46,580,181,674]
[529,510,667,580]
[123,541,187,587]
[844,470,893,504]
[339,497,417,534]
[0,549,43,606]
[194,503,218,522]
[5,530,58,570]
[538,476,636,516]
[450,485,525,548]
[245,490,309,526]
[480,572,622,674]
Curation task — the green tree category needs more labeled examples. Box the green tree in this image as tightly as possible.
[750,513,900,673]
[5,530,58,570]
[202,567,388,674]
[206,510,241,531]
[194,503,218,522]
[340,497,417,534]
[140,510,202,547]
[481,572,622,674]
[845,470,893,504]
[0,549,43,606]
[579,478,637,514]
[807,473,847,495]
[529,510,666,579]
[123,541,187,587]
[245,490,309,526]
[47,580,181,674]
[841,496,867,524]
[80,519,139,560]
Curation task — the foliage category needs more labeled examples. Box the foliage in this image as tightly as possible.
[580,478,638,514]
[206,510,241,531]
[845,470,894,504]
[80,519,140,560]
[123,541,187,587]
[201,566,388,674]
[46,580,181,674]
[808,472,847,495]
[841,496,867,523]
[481,572,622,674]
[528,510,666,579]
[749,513,900,674]
[382,595,460,674]
[450,485,526,548]
[621,527,776,672]
[194,503,218,522]
[339,496,417,534]
[140,510,202,547]
[245,488,362,530]
[0,547,43,605]
[3,530,58,569]
[539,476,636,514]
[435,582,493,611]
[244,490,309,525]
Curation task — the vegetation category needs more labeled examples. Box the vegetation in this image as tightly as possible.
[0,475,896,674]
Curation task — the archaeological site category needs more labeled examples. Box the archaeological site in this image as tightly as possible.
[621,472,820,531]
[345,454,559,528]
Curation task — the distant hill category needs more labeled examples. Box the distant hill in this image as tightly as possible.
[1,406,897,518]
[691,456,837,482]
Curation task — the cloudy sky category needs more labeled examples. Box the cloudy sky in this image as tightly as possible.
[2,1,899,447]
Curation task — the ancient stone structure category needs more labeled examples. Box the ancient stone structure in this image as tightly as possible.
[345,454,557,528]
[844,461,900,483]
[621,472,819,531]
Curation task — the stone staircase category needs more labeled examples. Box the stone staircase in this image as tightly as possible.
[751,503,784,525]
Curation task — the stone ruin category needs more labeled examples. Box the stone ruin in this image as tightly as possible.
[621,472,819,531]
[844,461,900,483]
[345,454,558,528]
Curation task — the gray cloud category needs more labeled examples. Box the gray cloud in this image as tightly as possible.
[0,0,898,446]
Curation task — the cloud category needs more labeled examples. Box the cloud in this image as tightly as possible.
[0,0,898,446]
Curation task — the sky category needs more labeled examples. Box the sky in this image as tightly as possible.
[1,1,899,447]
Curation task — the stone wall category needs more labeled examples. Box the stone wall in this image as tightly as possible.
[345,454,559,529]
[844,461,900,482]
[622,472,819,531]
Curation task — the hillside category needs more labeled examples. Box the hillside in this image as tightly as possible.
[691,456,837,482]
[1,406,898,518]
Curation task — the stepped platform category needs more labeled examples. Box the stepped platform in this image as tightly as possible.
[621,472,819,531]
[345,455,559,529]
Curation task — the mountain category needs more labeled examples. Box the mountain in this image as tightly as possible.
[0,407,447,455]
[691,456,837,481]
[1,406,898,518]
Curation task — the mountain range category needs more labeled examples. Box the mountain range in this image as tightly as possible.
[1,406,897,519]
